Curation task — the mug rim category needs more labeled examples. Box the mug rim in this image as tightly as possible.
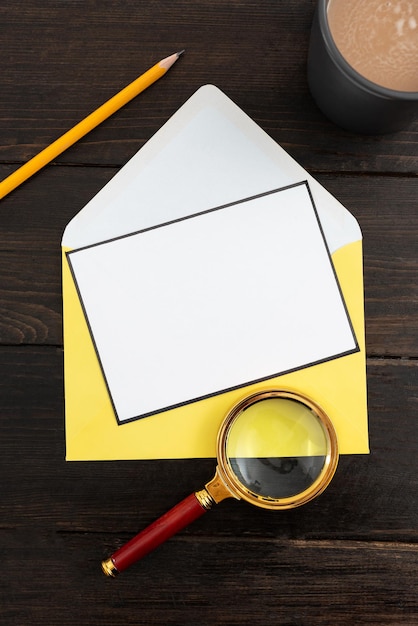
[319,0,418,101]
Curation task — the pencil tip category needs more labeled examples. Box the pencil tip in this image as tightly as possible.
[159,50,185,71]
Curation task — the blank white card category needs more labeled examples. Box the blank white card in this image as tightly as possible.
[68,182,358,424]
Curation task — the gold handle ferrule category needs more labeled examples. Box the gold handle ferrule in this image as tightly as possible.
[194,488,215,510]
[101,557,119,577]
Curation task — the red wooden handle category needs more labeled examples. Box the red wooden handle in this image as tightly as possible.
[107,493,207,573]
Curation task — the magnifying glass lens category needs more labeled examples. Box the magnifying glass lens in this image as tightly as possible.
[225,397,329,500]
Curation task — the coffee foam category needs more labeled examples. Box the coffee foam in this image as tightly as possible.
[328,0,418,92]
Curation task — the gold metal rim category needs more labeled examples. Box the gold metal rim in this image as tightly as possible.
[216,389,339,510]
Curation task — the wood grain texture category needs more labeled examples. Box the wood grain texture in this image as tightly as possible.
[0,1,416,624]
[0,1,416,174]
[2,531,418,625]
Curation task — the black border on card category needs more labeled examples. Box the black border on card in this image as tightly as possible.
[66,180,360,425]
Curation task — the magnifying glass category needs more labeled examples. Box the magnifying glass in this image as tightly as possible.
[101,389,338,576]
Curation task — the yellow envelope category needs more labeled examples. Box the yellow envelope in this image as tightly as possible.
[63,85,369,460]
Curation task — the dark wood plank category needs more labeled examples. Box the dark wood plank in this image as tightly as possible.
[0,166,116,345]
[2,529,417,625]
[0,1,416,175]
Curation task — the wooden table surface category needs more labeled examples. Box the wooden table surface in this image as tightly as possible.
[1,2,417,624]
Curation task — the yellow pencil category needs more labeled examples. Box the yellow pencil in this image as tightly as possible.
[0,50,184,200]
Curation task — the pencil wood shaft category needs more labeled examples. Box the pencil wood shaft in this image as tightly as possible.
[0,52,183,200]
